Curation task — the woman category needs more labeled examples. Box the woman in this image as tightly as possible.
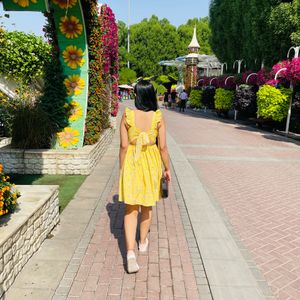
[119,80,171,273]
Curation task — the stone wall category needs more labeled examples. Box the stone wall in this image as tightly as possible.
[0,185,59,298]
[0,128,114,175]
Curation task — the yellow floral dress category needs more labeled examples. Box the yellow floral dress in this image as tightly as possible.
[119,108,163,207]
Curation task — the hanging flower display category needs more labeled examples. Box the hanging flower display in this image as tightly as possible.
[12,0,36,7]
[57,127,80,148]
[286,57,300,84]
[68,100,83,121]
[64,74,85,96]
[59,16,83,39]
[271,60,290,78]
[257,68,271,86]
[62,45,85,69]
[52,0,77,9]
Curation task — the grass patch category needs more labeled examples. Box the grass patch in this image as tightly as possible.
[9,174,87,212]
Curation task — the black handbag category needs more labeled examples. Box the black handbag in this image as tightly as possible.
[161,177,169,198]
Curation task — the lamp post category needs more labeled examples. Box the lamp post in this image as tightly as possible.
[287,46,300,59]
[127,0,131,69]
[233,59,246,74]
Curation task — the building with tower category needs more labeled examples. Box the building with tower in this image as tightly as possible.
[185,27,200,92]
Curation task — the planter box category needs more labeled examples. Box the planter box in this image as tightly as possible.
[0,185,59,298]
[0,128,114,175]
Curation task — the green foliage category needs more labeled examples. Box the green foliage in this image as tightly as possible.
[189,89,202,108]
[130,16,181,77]
[119,67,137,84]
[209,0,300,69]
[257,85,292,122]
[39,56,69,132]
[11,103,53,149]
[0,29,51,84]
[214,88,234,110]
[0,92,14,137]
[39,12,69,136]
[152,81,167,95]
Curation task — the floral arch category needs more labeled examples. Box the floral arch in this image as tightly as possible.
[2,0,119,149]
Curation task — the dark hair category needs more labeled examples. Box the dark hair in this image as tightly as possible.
[134,80,158,111]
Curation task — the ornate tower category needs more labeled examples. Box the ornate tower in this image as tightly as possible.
[185,27,200,92]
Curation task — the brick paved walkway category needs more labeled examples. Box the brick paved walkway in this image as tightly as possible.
[66,165,199,299]
[164,108,300,300]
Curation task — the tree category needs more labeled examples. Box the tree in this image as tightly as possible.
[210,0,300,70]
[119,68,137,84]
[0,29,51,84]
[130,16,181,77]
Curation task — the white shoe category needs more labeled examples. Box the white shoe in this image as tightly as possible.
[127,252,139,274]
[138,238,149,253]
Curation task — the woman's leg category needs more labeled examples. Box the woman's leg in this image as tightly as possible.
[124,204,139,251]
[140,206,152,244]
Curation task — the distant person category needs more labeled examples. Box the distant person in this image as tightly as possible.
[163,91,169,109]
[179,89,188,112]
[170,90,177,109]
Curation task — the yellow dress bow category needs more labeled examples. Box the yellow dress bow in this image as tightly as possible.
[134,132,150,162]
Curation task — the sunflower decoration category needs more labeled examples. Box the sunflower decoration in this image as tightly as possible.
[52,0,77,9]
[68,101,83,121]
[64,74,85,96]
[59,16,83,39]
[12,0,37,7]
[63,45,85,69]
[57,127,80,148]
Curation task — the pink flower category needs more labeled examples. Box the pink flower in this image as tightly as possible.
[286,57,300,84]
[266,79,279,87]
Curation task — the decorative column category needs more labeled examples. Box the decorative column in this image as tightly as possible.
[185,27,200,92]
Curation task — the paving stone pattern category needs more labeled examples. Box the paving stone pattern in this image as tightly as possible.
[66,180,200,299]
[165,108,300,300]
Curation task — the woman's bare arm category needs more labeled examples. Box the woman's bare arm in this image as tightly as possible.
[119,113,129,170]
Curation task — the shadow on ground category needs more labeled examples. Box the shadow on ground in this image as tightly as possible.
[106,194,127,268]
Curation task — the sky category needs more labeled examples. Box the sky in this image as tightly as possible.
[0,0,210,37]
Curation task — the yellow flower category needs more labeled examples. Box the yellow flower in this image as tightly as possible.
[63,45,85,69]
[64,74,85,96]
[69,101,83,121]
[52,0,77,9]
[57,127,80,148]
[59,16,83,39]
[12,0,37,7]
[0,164,2,173]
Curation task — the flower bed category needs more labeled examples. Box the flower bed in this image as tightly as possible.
[0,164,19,217]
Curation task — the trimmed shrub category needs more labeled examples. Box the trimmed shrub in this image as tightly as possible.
[214,88,234,111]
[202,86,216,109]
[189,89,202,108]
[257,85,292,122]
[11,104,53,149]
[234,84,258,117]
